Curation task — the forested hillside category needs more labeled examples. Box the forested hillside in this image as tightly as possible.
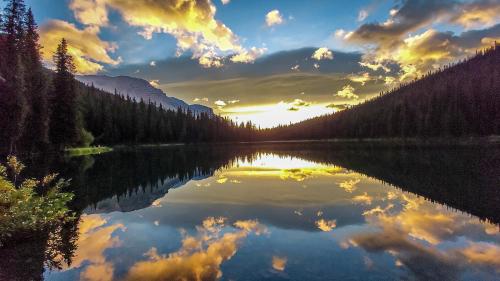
[0,0,254,154]
[78,83,254,145]
[259,45,500,140]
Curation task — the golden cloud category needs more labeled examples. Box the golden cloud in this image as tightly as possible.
[266,10,284,27]
[70,0,108,27]
[230,47,267,63]
[311,47,333,61]
[459,242,500,267]
[315,219,337,232]
[336,85,359,100]
[338,178,360,193]
[348,72,372,86]
[125,217,266,281]
[39,20,120,74]
[451,0,500,29]
[272,256,287,271]
[69,0,263,67]
[352,192,372,205]
[345,0,500,81]
[71,215,125,269]
[62,215,125,281]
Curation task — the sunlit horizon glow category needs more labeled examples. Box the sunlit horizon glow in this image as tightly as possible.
[217,102,340,128]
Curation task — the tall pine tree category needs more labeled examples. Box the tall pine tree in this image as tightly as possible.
[0,0,27,153]
[50,38,78,150]
[20,7,49,152]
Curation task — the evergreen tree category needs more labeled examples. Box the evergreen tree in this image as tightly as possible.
[50,38,78,150]
[20,7,49,152]
[0,0,27,153]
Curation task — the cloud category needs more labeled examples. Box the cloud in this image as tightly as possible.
[69,0,262,67]
[65,215,125,281]
[345,0,500,81]
[326,103,349,111]
[336,85,359,99]
[311,47,334,60]
[194,97,209,102]
[334,29,346,38]
[459,242,500,267]
[348,72,372,86]
[350,229,461,280]
[69,0,109,27]
[450,0,500,29]
[291,99,311,107]
[149,80,160,88]
[352,192,372,205]
[214,99,239,108]
[221,0,230,5]
[272,256,287,271]
[315,219,337,232]
[358,9,368,22]
[125,217,266,281]
[214,100,227,107]
[266,10,284,27]
[338,178,360,193]
[39,20,120,74]
[284,99,311,112]
[231,47,267,63]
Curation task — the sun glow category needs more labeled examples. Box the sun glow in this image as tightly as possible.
[218,102,338,128]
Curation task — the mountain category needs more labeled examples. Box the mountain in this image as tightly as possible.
[76,75,213,114]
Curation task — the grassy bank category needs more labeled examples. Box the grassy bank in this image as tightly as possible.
[65,146,113,157]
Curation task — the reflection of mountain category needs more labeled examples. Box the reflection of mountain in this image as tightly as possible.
[51,146,247,212]
[84,175,207,213]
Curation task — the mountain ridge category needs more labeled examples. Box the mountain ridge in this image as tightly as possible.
[76,75,213,114]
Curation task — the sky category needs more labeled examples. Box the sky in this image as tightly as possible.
[14,0,500,127]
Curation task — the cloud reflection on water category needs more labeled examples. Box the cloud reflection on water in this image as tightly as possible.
[125,217,267,281]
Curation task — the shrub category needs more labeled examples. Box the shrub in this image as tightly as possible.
[0,156,74,246]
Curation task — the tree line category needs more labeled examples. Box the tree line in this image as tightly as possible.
[258,44,500,140]
[0,0,255,155]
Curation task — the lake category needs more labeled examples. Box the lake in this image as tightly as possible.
[3,143,500,281]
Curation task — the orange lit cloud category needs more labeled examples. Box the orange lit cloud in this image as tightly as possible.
[345,0,500,81]
[336,85,359,100]
[338,178,360,193]
[69,0,264,67]
[272,256,287,271]
[315,219,337,232]
[63,215,125,281]
[125,217,267,281]
[39,20,120,74]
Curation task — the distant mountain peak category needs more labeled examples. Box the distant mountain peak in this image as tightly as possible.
[76,75,213,115]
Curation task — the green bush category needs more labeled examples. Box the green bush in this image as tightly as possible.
[0,156,74,246]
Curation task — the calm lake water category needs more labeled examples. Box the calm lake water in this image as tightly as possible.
[3,143,500,281]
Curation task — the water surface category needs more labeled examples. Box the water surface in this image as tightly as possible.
[4,144,500,281]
